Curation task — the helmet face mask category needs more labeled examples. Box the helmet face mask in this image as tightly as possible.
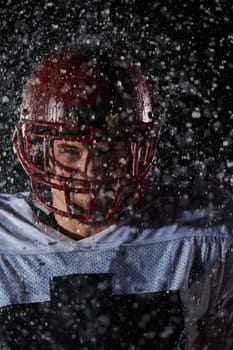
[13,44,159,223]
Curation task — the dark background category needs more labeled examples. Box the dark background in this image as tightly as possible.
[0,0,232,207]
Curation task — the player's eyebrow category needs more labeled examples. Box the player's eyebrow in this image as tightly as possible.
[56,142,127,153]
[57,143,80,149]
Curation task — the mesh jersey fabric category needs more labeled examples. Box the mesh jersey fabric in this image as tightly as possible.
[0,192,232,349]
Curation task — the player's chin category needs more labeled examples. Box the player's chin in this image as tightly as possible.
[71,205,110,225]
[69,197,109,223]
[72,189,115,208]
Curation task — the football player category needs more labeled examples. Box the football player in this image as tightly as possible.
[0,42,232,349]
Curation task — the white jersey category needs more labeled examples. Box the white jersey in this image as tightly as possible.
[0,192,232,349]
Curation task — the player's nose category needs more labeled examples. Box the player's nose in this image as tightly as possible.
[79,150,105,179]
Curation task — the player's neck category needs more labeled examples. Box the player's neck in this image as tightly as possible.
[53,213,114,240]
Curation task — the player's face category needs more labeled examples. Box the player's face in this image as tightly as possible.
[49,140,129,216]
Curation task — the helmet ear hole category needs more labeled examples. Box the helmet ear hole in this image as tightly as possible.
[30,143,43,166]
[26,136,45,171]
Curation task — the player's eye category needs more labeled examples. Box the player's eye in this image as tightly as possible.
[60,147,81,156]
[95,145,127,157]
[95,146,111,156]
[55,146,82,164]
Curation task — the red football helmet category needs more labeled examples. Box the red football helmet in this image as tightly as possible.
[13,44,159,222]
